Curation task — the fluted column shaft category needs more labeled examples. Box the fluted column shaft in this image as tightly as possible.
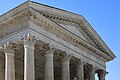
[24,42,35,80]
[89,67,96,80]
[5,52,15,80]
[2,42,15,80]
[76,61,84,80]
[21,34,36,80]
[44,47,55,80]
[61,54,71,80]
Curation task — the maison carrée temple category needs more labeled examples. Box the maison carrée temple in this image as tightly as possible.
[0,1,115,80]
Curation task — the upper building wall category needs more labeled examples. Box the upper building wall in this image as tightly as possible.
[0,1,115,62]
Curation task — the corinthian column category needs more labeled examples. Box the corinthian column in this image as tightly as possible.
[76,60,85,80]
[89,66,96,80]
[1,42,16,80]
[61,53,72,80]
[21,34,36,80]
[43,44,55,80]
[98,70,106,80]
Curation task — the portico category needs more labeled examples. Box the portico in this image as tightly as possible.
[0,40,107,80]
[0,1,115,80]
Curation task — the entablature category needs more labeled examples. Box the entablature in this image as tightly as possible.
[28,8,112,62]
[0,1,115,62]
[29,2,115,60]
[0,8,31,39]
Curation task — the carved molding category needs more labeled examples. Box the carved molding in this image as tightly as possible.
[60,52,73,62]
[73,59,86,66]
[0,8,109,61]
[21,33,36,46]
[98,70,107,78]
[0,9,30,39]
[0,42,16,54]
[29,8,109,61]
[39,11,106,53]
[43,43,55,54]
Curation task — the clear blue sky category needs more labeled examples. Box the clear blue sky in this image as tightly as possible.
[0,0,119,80]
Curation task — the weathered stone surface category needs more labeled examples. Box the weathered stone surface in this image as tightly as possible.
[0,1,115,80]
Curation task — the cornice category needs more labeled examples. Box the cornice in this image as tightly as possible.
[29,8,111,61]
[37,11,115,60]
[0,1,115,60]
[0,8,30,39]
[29,2,111,58]
[38,11,106,53]
[0,6,113,61]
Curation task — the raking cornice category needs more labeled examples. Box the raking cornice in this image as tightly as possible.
[0,1,116,61]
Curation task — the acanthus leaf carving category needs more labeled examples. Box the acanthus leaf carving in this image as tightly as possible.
[20,33,36,47]
[0,42,16,54]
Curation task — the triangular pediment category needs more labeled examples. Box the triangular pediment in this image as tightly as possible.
[28,7,115,61]
[29,8,90,43]
[0,1,115,61]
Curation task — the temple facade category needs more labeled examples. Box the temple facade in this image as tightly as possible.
[0,1,115,80]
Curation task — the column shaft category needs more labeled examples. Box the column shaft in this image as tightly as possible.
[22,34,36,80]
[99,76,105,80]
[2,42,16,80]
[0,42,15,80]
[44,53,54,80]
[76,62,84,80]
[24,43,35,80]
[0,59,4,80]
[89,66,96,80]
[5,52,15,80]
[61,59,70,80]
[61,54,71,80]
[98,70,106,80]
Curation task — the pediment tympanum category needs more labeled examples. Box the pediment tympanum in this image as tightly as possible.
[59,24,88,42]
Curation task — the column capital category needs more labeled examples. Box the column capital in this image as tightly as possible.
[98,70,107,78]
[88,65,98,72]
[74,59,86,66]
[0,42,16,54]
[2,42,16,80]
[43,43,55,54]
[61,53,73,62]
[21,33,36,46]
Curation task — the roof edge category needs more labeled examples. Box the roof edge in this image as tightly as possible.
[81,16,116,60]
[0,1,116,61]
